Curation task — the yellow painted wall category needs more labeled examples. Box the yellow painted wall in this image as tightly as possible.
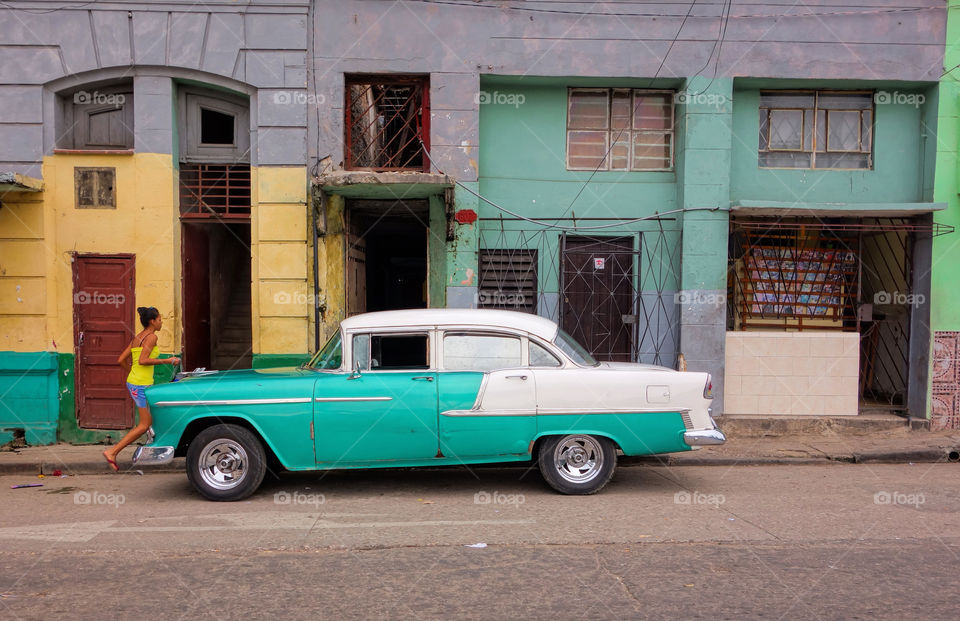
[1,157,316,358]
[251,166,311,354]
[0,191,47,351]
[319,194,346,342]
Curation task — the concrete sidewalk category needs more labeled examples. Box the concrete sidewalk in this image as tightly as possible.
[2,426,959,475]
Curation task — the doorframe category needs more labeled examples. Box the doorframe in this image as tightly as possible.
[71,252,136,428]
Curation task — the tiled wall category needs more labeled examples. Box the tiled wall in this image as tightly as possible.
[932,331,960,430]
[724,332,860,416]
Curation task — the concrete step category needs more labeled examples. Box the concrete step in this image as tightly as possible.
[717,414,910,438]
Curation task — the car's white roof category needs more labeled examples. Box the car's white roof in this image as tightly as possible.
[339,309,561,341]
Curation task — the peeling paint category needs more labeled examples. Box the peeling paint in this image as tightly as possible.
[460,267,475,286]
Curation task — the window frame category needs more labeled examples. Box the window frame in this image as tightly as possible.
[566,87,675,172]
[440,330,526,372]
[758,90,874,170]
[178,89,250,164]
[348,329,434,373]
[58,84,135,151]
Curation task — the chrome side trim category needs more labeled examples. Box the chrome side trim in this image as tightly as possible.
[132,445,175,464]
[683,428,727,446]
[153,397,312,407]
[441,407,690,417]
[314,396,393,402]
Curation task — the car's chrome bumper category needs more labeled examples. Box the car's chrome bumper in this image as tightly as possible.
[684,419,726,447]
[132,445,175,464]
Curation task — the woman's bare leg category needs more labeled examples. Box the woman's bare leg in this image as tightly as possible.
[104,406,153,463]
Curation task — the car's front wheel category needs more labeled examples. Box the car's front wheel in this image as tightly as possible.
[186,424,266,501]
[538,434,616,495]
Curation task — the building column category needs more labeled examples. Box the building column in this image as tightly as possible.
[678,77,733,414]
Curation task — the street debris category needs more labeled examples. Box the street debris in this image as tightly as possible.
[11,483,43,489]
[465,543,487,548]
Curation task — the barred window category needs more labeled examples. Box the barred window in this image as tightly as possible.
[566,89,673,171]
[759,91,873,169]
[478,249,537,313]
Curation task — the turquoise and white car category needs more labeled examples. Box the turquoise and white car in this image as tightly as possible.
[134,309,724,501]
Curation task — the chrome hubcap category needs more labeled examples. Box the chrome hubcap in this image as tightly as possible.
[198,440,248,490]
[554,435,603,484]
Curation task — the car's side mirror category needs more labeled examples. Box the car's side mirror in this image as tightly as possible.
[348,360,363,380]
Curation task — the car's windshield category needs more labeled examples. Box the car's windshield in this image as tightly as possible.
[306,330,343,370]
[553,329,599,366]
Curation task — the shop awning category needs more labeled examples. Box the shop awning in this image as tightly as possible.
[732,200,946,219]
[0,172,43,194]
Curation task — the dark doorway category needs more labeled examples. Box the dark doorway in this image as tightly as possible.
[182,222,251,370]
[561,235,637,362]
[347,201,428,315]
[73,254,136,429]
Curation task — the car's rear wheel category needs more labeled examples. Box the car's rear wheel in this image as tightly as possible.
[538,434,616,495]
[186,424,266,501]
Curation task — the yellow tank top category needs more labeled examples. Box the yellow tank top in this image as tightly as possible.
[127,345,160,386]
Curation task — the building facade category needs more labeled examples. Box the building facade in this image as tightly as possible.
[0,0,950,445]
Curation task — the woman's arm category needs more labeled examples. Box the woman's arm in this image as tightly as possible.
[137,334,180,366]
[117,342,132,365]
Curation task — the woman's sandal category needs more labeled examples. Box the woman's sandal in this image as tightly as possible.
[103,453,120,472]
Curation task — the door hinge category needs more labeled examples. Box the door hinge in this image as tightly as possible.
[310,421,314,440]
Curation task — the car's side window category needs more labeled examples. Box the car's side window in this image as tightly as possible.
[353,333,430,371]
[443,333,522,371]
[529,340,562,367]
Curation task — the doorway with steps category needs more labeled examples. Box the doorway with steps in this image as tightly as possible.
[181,221,252,371]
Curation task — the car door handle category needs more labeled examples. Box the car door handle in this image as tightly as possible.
[505,374,528,380]
[412,376,433,382]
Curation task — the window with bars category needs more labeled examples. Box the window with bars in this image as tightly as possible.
[478,249,538,313]
[345,75,429,171]
[759,91,873,169]
[179,164,251,219]
[566,88,674,171]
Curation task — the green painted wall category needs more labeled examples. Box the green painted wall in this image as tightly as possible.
[0,352,58,446]
[252,353,311,369]
[933,1,960,330]
[476,77,684,295]
[731,81,937,205]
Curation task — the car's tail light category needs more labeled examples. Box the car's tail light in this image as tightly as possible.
[703,375,713,399]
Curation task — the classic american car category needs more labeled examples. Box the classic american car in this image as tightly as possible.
[134,309,724,500]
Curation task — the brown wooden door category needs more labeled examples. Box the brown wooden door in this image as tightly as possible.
[182,223,211,370]
[561,236,636,362]
[346,211,367,316]
[73,254,136,429]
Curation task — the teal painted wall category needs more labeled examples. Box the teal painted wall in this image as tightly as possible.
[932,3,960,331]
[731,83,937,205]
[0,352,58,445]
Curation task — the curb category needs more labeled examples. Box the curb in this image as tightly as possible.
[0,458,186,477]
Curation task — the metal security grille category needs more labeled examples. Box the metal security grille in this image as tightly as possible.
[179,163,251,219]
[478,249,537,312]
[479,217,682,367]
[345,76,429,171]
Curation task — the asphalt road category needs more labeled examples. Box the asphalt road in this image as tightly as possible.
[1,463,958,619]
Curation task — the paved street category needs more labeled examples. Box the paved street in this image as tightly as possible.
[1,462,958,619]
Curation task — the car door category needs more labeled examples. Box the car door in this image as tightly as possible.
[438,331,536,459]
[313,331,439,464]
